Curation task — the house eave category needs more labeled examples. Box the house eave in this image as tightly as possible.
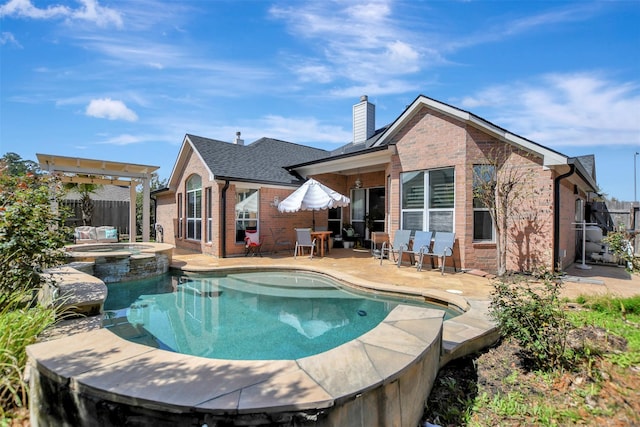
[287,145,394,177]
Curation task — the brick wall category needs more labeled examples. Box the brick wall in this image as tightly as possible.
[386,106,557,273]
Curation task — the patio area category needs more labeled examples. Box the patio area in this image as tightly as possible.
[27,246,639,426]
[170,247,640,301]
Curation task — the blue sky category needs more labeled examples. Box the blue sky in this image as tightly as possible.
[1,0,639,201]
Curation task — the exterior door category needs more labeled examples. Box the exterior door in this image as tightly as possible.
[351,187,385,239]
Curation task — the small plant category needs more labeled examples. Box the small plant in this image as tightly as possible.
[489,271,570,371]
[602,231,640,273]
[0,294,57,415]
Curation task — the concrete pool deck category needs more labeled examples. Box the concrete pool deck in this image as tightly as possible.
[27,247,640,426]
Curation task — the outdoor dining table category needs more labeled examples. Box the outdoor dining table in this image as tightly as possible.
[310,230,333,257]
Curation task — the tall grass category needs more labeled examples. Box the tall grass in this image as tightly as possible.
[0,293,57,416]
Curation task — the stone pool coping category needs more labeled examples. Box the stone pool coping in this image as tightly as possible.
[28,263,499,423]
[28,304,445,416]
[64,242,174,262]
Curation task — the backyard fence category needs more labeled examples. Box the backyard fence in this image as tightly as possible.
[62,200,131,235]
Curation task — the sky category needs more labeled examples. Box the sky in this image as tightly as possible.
[1,0,639,201]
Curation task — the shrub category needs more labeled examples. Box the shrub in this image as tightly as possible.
[602,231,640,273]
[489,272,570,371]
[0,298,57,414]
[0,172,70,309]
[0,169,70,415]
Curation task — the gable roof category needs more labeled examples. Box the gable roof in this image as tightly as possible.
[167,134,329,189]
[286,94,597,192]
[371,95,569,167]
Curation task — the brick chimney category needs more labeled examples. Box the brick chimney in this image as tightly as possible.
[353,95,375,145]
[234,131,244,145]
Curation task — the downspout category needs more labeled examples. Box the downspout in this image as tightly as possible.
[221,180,230,258]
[553,164,575,272]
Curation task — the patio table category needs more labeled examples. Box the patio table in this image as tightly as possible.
[310,230,333,257]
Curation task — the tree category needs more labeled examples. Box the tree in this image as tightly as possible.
[63,181,101,226]
[0,152,39,176]
[473,146,539,276]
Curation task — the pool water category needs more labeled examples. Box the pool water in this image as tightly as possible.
[103,271,458,360]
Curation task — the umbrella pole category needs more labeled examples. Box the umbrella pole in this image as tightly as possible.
[312,211,315,230]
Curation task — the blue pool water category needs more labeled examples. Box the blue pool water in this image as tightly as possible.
[103,271,459,360]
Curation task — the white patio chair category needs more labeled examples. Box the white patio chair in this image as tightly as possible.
[417,232,456,274]
[380,230,411,266]
[398,230,433,269]
[294,228,316,259]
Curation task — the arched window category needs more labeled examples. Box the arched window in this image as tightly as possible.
[186,175,202,240]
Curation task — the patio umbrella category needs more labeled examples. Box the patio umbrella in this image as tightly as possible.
[277,178,350,228]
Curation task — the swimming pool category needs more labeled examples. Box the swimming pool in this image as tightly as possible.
[103,271,460,360]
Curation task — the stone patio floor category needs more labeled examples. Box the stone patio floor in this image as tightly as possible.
[171,247,640,301]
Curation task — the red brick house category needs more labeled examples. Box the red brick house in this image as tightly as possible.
[155,95,597,273]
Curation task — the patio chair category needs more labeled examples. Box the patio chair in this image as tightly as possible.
[370,232,389,259]
[270,227,293,254]
[244,230,263,257]
[379,230,411,266]
[397,231,433,269]
[417,232,456,274]
[294,228,316,259]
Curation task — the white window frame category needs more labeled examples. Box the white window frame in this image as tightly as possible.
[186,175,202,241]
[235,188,259,243]
[400,167,455,232]
[472,164,495,242]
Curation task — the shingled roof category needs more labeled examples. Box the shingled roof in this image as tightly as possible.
[186,134,329,185]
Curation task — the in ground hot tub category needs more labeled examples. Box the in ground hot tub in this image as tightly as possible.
[65,242,173,283]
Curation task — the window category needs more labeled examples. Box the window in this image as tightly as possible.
[328,207,342,237]
[186,175,202,240]
[575,198,584,223]
[473,165,495,241]
[235,188,258,242]
[177,193,183,239]
[206,187,213,243]
[401,168,454,232]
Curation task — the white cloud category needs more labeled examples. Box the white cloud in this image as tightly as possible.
[460,73,640,148]
[85,98,138,122]
[259,115,351,144]
[270,0,429,87]
[0,31,21,47]
[98,134,143,146]
[70,0,123,28]
[0,0,122,28]
[0,0,69,19]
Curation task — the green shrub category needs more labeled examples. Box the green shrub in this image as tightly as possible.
[602,231,640,273]
[489,272,570,371]
[0,297,56,414]
[0,168,70,415]
[0,172,70,309]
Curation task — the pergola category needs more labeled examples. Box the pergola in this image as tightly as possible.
[37,154,159,242]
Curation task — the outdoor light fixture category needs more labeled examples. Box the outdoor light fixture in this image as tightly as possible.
[354,177,362,188]
[269,196,280,207]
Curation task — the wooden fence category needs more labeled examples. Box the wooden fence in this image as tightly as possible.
[62,200,131,235]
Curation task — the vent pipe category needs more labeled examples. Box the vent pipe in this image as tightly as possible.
[234,131,244,145]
